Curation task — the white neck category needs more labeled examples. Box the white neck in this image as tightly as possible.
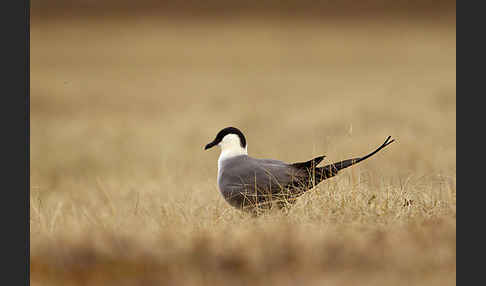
[218,145,248,162]
[217,134,248,169]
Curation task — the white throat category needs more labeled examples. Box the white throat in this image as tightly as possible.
[217,134,248,169]
[215,133,248,191]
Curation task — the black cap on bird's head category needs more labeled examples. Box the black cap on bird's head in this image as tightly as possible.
[204,127,247,150]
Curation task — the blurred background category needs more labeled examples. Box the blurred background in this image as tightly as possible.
[31,1,456,285]
[32,0,456,17]
[31,0,456,176]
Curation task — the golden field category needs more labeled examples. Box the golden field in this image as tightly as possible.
[30,14,456,286]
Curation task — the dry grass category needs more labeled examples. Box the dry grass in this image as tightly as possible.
[31,15,456,286]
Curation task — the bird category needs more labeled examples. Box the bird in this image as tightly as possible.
[204,127,395,213]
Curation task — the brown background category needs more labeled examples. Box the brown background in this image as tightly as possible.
[32,0,456,19]
[31,1,456,286]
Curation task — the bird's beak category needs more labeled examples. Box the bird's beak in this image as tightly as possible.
[204,141,217,150]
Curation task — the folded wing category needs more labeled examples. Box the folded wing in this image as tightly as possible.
[218,136,395,210]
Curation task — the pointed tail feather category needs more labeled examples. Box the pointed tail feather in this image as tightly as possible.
[315,136,395,182]
[291,155,326,170]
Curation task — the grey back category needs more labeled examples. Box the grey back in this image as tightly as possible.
[218,155,307,210]
[215,136,395,212]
